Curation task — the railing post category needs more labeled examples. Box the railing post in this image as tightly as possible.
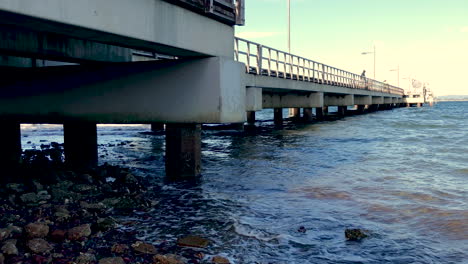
[257,44,263,75]
[234,38,239,61]
[268,48,271,76]
[246,42,251,73]
[276,50,280,78]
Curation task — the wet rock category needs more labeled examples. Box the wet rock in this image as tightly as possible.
[67,224,92,241]
[297,226,307,233]
[212,256,230,264]
[0,253,4,264]
[31,181,44,192]
[0,229,10,241]
[152,254,185,264]
[79,174,94,184]
[6,183,25,193]
[132,241,158,254]
[75,253,97,264]
[25,222,49,238]
[20,192,39,204]
[111,243,129,254]
[54,207,70,221]
[50,229,67,242]
[124,173,138,184]
[96,217,117,232]
[1,240,18,255]
[27,238,53,254]
[80,201,106,211]
[73,184,96,193]
[36,191,51,201]
[177,235,210,248]
[101,197,121,208]
[345,228,369,241]
[98,257,125,264]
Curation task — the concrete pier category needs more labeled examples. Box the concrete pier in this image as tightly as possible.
[290,108,301,120]
[316,107,324,120]
[337,106,347,116]
[247,111,256,124]
[63,122,98,168]
[165,124,202,178]
[357,105,366,113]
[303,108,314,122]
[0,122,21,167]
[151,123,165,132]
[274,108,283,125]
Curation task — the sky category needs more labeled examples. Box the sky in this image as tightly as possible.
[235,0,468,96]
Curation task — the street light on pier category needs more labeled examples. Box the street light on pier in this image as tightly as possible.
[390,65,400,87]
[361,45,376,79]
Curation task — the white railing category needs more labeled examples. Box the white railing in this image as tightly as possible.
[234,37,404,96]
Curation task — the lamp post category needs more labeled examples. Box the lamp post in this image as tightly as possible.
[390,65,399,87]
[361,45,376,79]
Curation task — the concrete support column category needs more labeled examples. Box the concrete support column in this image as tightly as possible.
[64,122,98,168]
[303,108,314,122]
[274,108,283,125]
[368,104,379,112]
[417,103,422,107]
[165,124,201,178]
[406,103,410,107]
[316,107,324,120]
[357,105,366,114]
[0,122,22,167]
[337,106,347,116]
[247,111,256,124]
[151,123,165,132]
[291,108,301,119]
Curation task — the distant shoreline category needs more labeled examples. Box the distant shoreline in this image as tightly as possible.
[436,99,468,102]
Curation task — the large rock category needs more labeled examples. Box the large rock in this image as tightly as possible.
[6,183,24,193]
[25,223,49,238]
[27,238,53,254]
[98,257,125,264]
[345,229,369,241]
[67,224,92,241]
[0,253,5,264]
[212,256,230,264]
[152,254,184,264]
[96,217,117,231]
[20,192,39,204]
[111,244,129,254]
[50,229,67,242]
[132,241,158,254]
[177,235,210,248]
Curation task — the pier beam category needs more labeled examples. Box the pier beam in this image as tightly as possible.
[357,105,366,114]
[165,124,201,178]
[247,111,256,124]
[303,108,314,122]
[0,122,22,168]
[64,122,98,168]
[274,108,283,125]
[151,123,165,132]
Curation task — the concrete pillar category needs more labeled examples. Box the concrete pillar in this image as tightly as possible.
[368,104,379,112]
[0,122,22,167]
[247,111,256,124]
[303,108,314,122]
[151,123,165,132]
[64,122,98,168]
[165,124,201,178]
[357,105,365,113]
[291,108,301,119]
[337,106,347,116]
[274,108,283,125]
[316,107,324,120]
[406,103,410,107]
[417,103,422,107]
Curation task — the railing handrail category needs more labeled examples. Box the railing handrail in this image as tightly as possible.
[234,37,404,96]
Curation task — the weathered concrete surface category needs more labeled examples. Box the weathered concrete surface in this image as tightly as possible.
[0,0,234,57]
[165,124,201,178]
[372,96,384,105]
[0,57,245,124]
[263,92,323,108]
[246,111,255,124]
[354,95,372,105]
[0,25,131,63]
[324,94,354,106]
[246,87,262,111]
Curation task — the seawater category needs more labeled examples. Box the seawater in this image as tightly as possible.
[21,102,468,263]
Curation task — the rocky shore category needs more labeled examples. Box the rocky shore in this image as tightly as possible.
[0,144,230,264]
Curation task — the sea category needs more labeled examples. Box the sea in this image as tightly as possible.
[20,101,468,264]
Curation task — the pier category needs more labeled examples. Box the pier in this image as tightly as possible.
[0,0,419,178]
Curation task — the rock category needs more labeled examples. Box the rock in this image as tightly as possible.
[132,241,158,254]
[101,197,121,207]
[25,222,49,238]
[36,191,51,201]
[6,183,25,193]
[96,217,117,231]
[80,201,106,211]
[297,226,307,233]
[73,184,96,193]
[20,192,39,204]
[31,181,44,192]
[345,229,369,241]
[1,240,18,255]
[98,257,125,264]
[111,244,129,254]
[0,229,10,241]
[212,256,230,264]
[50,229,67,242]
[79,174,94,184]
[75,253,97,264]
[54,207,70,221]
[124,173,138,184]
[67,224,92,241]
[152,254,184,264]
[27,238,53,254]
[0,253,4,264]
[177,235,210,248]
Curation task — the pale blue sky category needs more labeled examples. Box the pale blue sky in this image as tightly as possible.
[235,0,468,95]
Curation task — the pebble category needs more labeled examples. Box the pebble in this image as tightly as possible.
[177,235,210,248]
[67,224,92,241]
[26,238,53,254]
[111,243,129,254]
[132,241,158,254]
[25,222,49,238]
[345,228,369,241]
[212,256,231,264]
[75,253,97,264]
[98,257,125,264]
[0,253,4,264]
[153,254,185,264]
[1,240,18,255]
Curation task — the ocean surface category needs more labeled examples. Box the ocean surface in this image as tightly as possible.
[21,102,468,264]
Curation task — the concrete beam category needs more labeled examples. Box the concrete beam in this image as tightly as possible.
[384,97,393,104]
[354,95,372,105]
[324,94,354,106]
[0,0,234,57]
[246,87,263,111]
[372,96,384,105]
[0,57,245,124]
[262,92,323,109]
[0,25,131,63]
